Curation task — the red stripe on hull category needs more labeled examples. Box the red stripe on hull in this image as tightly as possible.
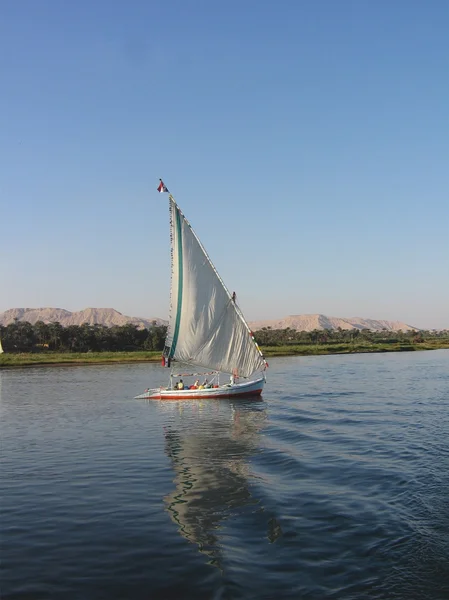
[149,388,263,400]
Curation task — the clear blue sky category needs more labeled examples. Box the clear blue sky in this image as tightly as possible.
[1,0,448,329]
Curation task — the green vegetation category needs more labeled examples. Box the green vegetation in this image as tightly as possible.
[1,320,447,368]
[253,326,449,347]
[262,339,449,357]
[255,326,449,356]
[0,321,167,353]
[0,351,161,368]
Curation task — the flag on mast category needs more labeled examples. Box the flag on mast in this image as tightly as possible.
[157,179,169,193]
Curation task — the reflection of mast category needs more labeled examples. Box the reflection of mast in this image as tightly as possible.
[164,401,267,568]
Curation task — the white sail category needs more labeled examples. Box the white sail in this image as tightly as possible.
[0,339,3,354]
[164,197,266,378]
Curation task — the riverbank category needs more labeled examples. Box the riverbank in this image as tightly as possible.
[261,340,449,356]
[0,351,162,368]
[1,340,448,368]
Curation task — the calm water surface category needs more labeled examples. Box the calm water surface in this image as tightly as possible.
[1,351,448,599]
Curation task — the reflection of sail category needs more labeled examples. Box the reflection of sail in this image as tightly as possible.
[163,400,267,568]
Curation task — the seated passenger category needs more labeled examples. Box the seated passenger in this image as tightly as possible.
[177,380,184,390]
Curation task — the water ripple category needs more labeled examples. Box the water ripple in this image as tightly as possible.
[1,351,448,599]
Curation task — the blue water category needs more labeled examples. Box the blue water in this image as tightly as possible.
[1,350,448,599]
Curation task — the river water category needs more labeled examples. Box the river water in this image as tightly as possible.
[1,350,448,599]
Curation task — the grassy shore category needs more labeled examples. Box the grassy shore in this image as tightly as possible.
[0,351,162,368]
[1,340,448,368]
[260,339,449,357]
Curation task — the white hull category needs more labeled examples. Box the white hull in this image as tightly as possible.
[135,377,264,400]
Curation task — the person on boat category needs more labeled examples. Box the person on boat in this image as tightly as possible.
[177,380,184,390]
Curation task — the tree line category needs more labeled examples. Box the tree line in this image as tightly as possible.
[0,321,167,353]
[0,320,447,353]
[253,326,447,346]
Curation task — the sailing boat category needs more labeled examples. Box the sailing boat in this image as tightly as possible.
[135,180,268,400]
[0,339,3,354]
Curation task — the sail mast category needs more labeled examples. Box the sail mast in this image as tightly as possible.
[158,179,267,377]
[171,197,267,369]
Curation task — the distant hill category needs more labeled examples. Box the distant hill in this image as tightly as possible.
[248,314,418,332]
[0,308,418,332]
[0,308,167,329]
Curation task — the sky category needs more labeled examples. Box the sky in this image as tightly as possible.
[0,0,448,329]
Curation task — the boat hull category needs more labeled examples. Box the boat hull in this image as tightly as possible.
[135,377,265,400]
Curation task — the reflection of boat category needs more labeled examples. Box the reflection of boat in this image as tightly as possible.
[163,401,267,566]
[135,180,268,400]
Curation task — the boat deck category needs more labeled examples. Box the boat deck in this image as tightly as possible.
[135,377,264,400]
